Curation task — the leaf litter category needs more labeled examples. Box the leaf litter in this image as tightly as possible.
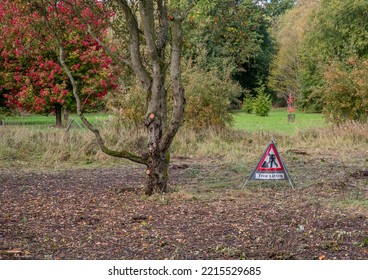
[0,154,367,260]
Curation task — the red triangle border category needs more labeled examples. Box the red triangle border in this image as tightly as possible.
[256,143,284,171]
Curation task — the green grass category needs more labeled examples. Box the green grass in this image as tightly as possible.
[2,109,326,135]
[232,108,327,134]
[2,113,111,127]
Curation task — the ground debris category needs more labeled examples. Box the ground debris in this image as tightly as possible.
[0,161,367,260]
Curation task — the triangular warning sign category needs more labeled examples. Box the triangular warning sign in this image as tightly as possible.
[243,141,295,189]
[256,143,284,171]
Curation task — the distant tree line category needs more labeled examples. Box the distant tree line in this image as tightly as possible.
[269,0,368,124]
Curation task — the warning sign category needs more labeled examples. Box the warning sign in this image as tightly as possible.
[255,173,285,180]
[243,141,295,189]
[256,144,284,172]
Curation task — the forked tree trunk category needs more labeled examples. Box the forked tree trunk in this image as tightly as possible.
[143,11,185,195]
[53,0,185,195]
[145,88,169,194]
[55,103,63,127]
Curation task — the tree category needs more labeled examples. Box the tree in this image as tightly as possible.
[184,0,263,67]
[0,0,118,126]
[268,0,319,105]
[322,57,368,124]
[181,63,241,130]
[183,0,271,99]
[300,0,368,112]
[261,0,296,17]
[253,84,272,116]
[16,0,191,195]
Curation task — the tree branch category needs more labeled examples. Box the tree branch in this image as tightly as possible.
[116,0,152,90]
[160,19,185,152]
[156,0,169,56]
[58,45,149,165]
[138,0,159,64]
[87,24,132,67]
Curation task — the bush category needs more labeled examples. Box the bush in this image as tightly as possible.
[322,57,368,124]
[106,63,242,130]
[182,65,242,130]
[242,93,254,114]
[253,85,272,116]
[106,82,146,127]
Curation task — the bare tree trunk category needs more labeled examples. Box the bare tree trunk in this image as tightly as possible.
[146,151,169,195]
[55,103,63,127]
[144,82,168,194]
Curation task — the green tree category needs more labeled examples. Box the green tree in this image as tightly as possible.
[242,93,254,114]
[182,64,241,130]
[262,0,296,17]
[300,0,368,112]
[185,0,264,71]
[253,84,272,116]
[183,0,273,100]
[268,0,319,105]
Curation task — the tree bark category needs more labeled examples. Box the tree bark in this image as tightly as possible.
[146,151,170,195]
[145,78,168,194]
[55,103,63,127]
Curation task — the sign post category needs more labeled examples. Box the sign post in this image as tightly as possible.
[242,140,295,189]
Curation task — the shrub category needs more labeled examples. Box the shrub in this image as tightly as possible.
[106,63,242,130]
[182,65,242,130]
[242,93,254,114]
[106,82,146,128]
[253,85,272,116]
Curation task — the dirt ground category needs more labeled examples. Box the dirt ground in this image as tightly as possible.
[1,152,368,260]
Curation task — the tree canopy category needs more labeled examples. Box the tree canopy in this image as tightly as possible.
[300,0,368,114]
[268,0,319,102]
[0,0,118,125]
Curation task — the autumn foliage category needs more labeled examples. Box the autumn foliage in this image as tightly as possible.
[322,57,368,124]
[0,0,118,124]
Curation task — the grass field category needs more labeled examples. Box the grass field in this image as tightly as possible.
[232,108,327,134]
[2,113,111,127]
[2,109,326,134]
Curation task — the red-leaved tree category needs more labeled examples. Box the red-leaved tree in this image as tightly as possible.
[0,0,118,126]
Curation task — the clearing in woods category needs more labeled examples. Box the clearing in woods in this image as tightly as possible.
[0,112,367,259]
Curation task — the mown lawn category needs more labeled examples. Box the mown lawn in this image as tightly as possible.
[3,109,326,135]
[2,113,111,127]
[232,108,326,134]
